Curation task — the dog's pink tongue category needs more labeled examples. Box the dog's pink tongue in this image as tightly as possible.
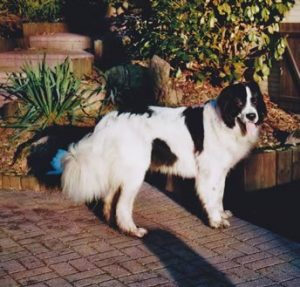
[246,122,256,135]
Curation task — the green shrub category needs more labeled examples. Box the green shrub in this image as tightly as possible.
[0,0,64,23]
[22,0,64,23]
[109,0,295,84]
[1,58,86,131]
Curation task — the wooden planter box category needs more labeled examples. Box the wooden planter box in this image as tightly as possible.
[242,146,300,191]
[23,22,69,38]
[0,38,25,52]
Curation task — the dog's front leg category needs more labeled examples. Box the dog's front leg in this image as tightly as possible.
[195,170,230,229]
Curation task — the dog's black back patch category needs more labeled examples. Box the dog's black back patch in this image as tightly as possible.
[183,106,204,153]
[118,106,153,117]
[151,138,177,167]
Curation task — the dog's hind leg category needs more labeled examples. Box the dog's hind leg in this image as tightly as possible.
[115,175,148,238]
[103,188,120,224]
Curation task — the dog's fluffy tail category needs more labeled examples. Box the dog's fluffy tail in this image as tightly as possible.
[61,138,102,203]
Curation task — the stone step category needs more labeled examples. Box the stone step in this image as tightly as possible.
[29,33,92,51]
[0,49,94,78]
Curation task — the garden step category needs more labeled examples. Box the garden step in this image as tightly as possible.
[0,49,94,78]
[29,33,92,51]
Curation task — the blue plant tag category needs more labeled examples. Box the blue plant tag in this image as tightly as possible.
[47,149,68,175]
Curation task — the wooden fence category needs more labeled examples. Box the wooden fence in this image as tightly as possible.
[269,23,300,113]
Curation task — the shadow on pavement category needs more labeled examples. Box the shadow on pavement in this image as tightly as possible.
[142,229,234,286]
[147,174,300,242]
[225,179,300,242]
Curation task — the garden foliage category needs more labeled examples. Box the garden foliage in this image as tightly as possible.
[109,0,295,84]
[0,0,63,23]
[1,58,85,131]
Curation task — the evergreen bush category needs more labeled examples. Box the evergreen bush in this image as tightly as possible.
[109,0,295,84]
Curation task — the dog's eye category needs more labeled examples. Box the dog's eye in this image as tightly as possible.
[251,97,258,105]
[234,98,243,108]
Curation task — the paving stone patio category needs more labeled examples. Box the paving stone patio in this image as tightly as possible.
[0,183,299,287]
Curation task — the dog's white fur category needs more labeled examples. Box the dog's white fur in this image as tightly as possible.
[62,84,263,237]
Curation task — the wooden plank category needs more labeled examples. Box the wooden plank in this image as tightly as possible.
[280,23,300,34]
[244,151,277,191]
[21,176,40,192]
[292,146,300,181]
[23,22,69,37]
[276,149,293,185]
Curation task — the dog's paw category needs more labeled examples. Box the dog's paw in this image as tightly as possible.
[130,227,148,238]
[221,210,233,219]
[209,218,230,229]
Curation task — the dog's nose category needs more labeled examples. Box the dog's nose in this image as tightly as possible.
[246,113,257,121]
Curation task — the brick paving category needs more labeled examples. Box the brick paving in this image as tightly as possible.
[0,183,299,287]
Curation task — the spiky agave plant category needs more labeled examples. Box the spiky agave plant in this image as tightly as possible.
[2,57,85,131]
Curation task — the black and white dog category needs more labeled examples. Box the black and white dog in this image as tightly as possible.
[62,82,267,237]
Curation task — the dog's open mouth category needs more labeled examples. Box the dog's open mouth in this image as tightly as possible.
[237,118,257,136]
[246,121,256,134]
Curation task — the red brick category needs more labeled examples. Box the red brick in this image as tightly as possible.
[24,243,49,254]
[128,276,169,287]
[50,262,77,276]
[214,246,245,259]
[89,241,115,253]
[69,258,96,272]
[18,272,58,285]
[73,274,112,287]
[94,255,129,268]
[122,246,150,259]
[235,252,272,265]
[256,240,283,251]
[65,268,104,282]
[120,260,147,274]
[12,266,52,280]
[72,244,98,256]
[26,283,48,287]
[0,250,31,262]
[0,275,18,286]
[227,266,261,282]
[19,256,44,269]
[229,242,260,255]
[88,250,124,262]
[102,264,131,278]
[0,259,26,273]
[214,260,240,271]
[44,252,81,265]
[47,277,73,287]
[98,279,126,287]
[120,272,158,284]
[43,239,66,251]
[282,278,300,287]
[236,277,276,287]
[245,257,284,271]
[0,238,19,248]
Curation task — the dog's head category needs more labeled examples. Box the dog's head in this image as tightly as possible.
[216,82,267,134]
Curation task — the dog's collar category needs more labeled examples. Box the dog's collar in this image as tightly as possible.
[210,99,217,109]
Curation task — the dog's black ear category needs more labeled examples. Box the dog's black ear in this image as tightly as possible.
[217,85,239,128]
[247,82,267,123]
